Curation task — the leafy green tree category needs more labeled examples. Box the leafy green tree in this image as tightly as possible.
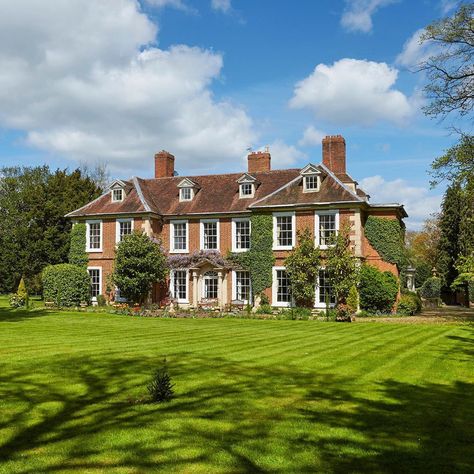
[68,223,88,267]
[419,4,474,120]
[285,228,320,307]
[326,224,359,306]
[113,232,168,304]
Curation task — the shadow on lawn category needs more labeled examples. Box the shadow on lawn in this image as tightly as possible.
[0,305,51,322]
[0,343,473,472]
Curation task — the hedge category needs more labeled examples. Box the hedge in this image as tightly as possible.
[42,264,90,307]
[419,276,441,299]
[359,265,399,313]
[68,223,88,267]
[397,292,422,315]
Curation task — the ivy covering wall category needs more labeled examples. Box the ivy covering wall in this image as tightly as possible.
[229,213,275,297]
[365,216,408,272]
[68,223,88,267]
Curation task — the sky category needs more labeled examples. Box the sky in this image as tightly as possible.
[0,0,466,229]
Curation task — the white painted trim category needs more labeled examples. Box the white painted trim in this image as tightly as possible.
[318,163,363,202]
[132,176,152,213]
[273,211,296,250]
[314,267,336,309]
[111,188,124,202]
[170,219,189,253]
[314,210,339,249]
[87,266,102,301]
[200,219,220,250]
[115,218,134,243]
[179,187,194,202]
[303,175,320,193]
[272,266,291,307]
[239,183,255,198]
[249,175,302,208]
[86,220,103,253]
[232,270,252,304]
[170,269,189,303]
[202,270,219,299]
[231,217,251,252]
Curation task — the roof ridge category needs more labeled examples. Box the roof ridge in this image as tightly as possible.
[319,163,363,202]
[133,176,152,213]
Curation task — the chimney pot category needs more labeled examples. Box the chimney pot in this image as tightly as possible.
[322,135,346,174]
[154,150,175,178]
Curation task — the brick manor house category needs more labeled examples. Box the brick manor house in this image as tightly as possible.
[67,135,407,309]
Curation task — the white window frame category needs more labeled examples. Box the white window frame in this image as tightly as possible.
[202,271,219,299]
[111,188,124,202]
[115,218,134,244]
[272,266,292,308]
[273,212,296,250]
[315,267,336,309]
[200,219,220,251]
[86,220,103,252]
[303,175,320,193]
[179,187,194,202]
[315,210,339,249]
[231,217,251,252]
[170,269,189,303]
[232,270,252,303]
[87,266,102,301]
[170,219,189,254]
[239,183,255,198]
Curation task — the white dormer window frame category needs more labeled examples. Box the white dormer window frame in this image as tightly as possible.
[109,179,128,203]
[237,173,257,199]
[112,188,124,202]
[301,164,321,193]
[179,187,194,202]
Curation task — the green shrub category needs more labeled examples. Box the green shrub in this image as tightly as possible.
[42,264,90,307]
[9,293,25,308]
[286,306,312,320]
[347,285,359,313]
[147,359,174,403]
[359,265,399,313]
[68,223,88,267]
[397,292,422,315]
[420,277,442,299]
[256,303,273,314]
[97,294,107,307]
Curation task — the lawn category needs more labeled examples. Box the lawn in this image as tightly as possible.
[0,299,473,473]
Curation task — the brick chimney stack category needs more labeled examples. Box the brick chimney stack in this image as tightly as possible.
[154,150,175,178]
[248,150,271,173]
[322,135,346,174]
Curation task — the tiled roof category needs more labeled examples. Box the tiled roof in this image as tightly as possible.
[67,165,381,218]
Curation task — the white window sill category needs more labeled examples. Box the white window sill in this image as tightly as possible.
[273,246,294,251]
[170,249,189,254]
[273,301,291,307]
[87,249,103,253]
[231,248,250,253]
[314,303,336,309]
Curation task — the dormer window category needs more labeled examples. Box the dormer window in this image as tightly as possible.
[180,187,193,201]
[112,188,124,202]
[300,164,321,193]
[177,178,198,202]
[237,173,257,199]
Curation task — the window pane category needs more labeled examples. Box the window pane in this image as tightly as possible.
[235,220,250,249]
[204,271,218,299]
[235,271,251,301]
[276,215,293,247]
[319,213,336,246]
[203,221,218,249]
[173,222,187,250]
[119,221,132,241]
[241,183,253,196]
[181,188,192,200]
[172,271,187,300]
[89,222,101,249]
[88,269,100,298]
[305,175,318,190]
[318,269,335,304]
[113,189,123,201]
[277,269,291,303]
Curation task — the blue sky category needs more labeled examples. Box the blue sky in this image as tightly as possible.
[0,0,464,228]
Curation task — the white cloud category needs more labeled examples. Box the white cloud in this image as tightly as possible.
[211,0,232,13]
[298,126,326,147]
[341,0,397,33]
[359,175,442,229]
[439,0,460,14]
[0,0,255,175]
[145,0,194,13]
[396,28,439,69]
[289,58,415,126]
[248,141,306,169]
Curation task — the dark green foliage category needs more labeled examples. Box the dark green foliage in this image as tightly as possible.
[9,294,25,308]
[97,295,107,307]
[113,232,168,304]
[359,265,399,313]
[68,224,88,267]
[229,214,275,298]
[42,264,90,307]
[0,166,101,293]
[415,262,433,288]
[347,285,359,313]
[397,292,422,316]
[365,216,408,272]
[285,307,312,320]
[147,359,174,403]
[25,273,43,296]
[255,304,273,315]
[285,228,320,307]
[420,277,442,299]
[326,224,359,305]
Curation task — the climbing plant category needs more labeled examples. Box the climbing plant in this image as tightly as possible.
[229,213,274,298]
[365,216,408,271]
[68,223,88,267]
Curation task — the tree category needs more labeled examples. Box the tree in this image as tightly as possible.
[285,228,320,307]
[419,4,474,120]
[0,166,101,293]
[437,182,463,288]
[113,232,168,304]
[325,224,359,306]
